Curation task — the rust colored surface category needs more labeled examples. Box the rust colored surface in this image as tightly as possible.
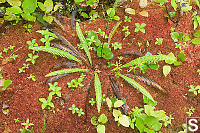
[0,2,200,133]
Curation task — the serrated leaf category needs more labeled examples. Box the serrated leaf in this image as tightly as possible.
[94,72,102,113]
[7,0,21,6]
[163,65,171,77]
[22,0,37,14]
[114,100,124,108]
[45,68,88,77]
[76,22,92,65]
[119,73,155,102]
[119,115,130,127]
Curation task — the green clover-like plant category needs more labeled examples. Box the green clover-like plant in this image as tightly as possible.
[48,82,62,97]
[135,23,146,33]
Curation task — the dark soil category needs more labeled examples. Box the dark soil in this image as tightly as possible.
[0,1,200,133]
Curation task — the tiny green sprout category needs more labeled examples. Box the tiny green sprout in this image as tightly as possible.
[26,53,39,64]
[0,74,3,79]
[3,48,8,53]
[102,94,106,102]
[0,52,3,58]
[135,23,146,33]
[188,85,200,96]
[124,16,132,22]
[23,24,32,33]
[14,118,20,123]
[155,38,163,45]
[112,42,122,50]
[48,82,62,97]
[19,64,30,73]
[21,119,34,130]
[89,98,96,106]
[122,26,129,31]
[10,54,18,60]
[186,106,195,117]
[69,104,79,114]
[27,74,36,81]
[125,30,131,38]
[76,108,85,117]
[8,45,15,51]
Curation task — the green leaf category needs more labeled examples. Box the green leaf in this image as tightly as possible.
[148,64,159,70]
[81,12,89,18]
[163,65,171,77]
[43,15,53,24]
[91,116,98,126]
[45,68,88,77]
[7,0,21,6]
[178,52,186,62]
[136,117,145,132]
[165,52,176,64]
[76,22,92,65]
[0,0,6,3]
[194,30,200,38]
[3,80,12,88]
[44,0,53,13]
[94,72,102,113]
[38,2,46,11]
[113,109,122,121]
[30,46,82,63]
[113,15,120,20]
[97,125,105,133]
[98,114,108,124]
[171,0,177,11]
[21,13,36,21]
[191,38,200,44]
[114,100,124,108]
[184,35,191,41]
[22,0,37,14]
[119,115,130,127]
[106,8,115,17]
[74,0,84,3]
[195,0,200,9]
[106,98,112,108]
[6,6,22,14]
[119,73,155,102]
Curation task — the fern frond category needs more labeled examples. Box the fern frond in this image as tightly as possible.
[94,71,102,113]
[76,22,92,65]
[121,52,176,68]
[108,20,122,45]
[118,73,155,102]
[45,68,88,77]
[30,46,82,64]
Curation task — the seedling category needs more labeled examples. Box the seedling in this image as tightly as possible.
[20,119,34,133]
[122,26,131,38]
[155,38,163,45]
[186,106,195,117]
[89,98,96,106]
[19,63,30,73]
[3,48,9,53]
[14,118,20,123]
[124,16,131,22]
[48,82,62,97]
[135,23,146,33]
[27,74,36,81]
[188,85,200,96]
[91,114,108,133]
[69,104,85,116]
[67,73,86,89]
[39,95,54,110]
[111,42,122,50]
[197,69,200,75]
[36,29,58,47]
[26,53,39,64]
[23,24,32,33]
[10,54,18,60]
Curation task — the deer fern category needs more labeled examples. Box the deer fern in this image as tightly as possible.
[76,22,92,65]
[45,68,88,77]
[30,46,82,64]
